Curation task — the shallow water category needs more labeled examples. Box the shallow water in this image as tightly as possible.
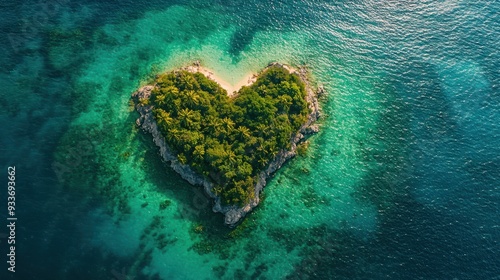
[1,0,499,279]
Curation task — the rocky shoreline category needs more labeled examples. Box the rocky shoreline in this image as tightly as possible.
[132,62,322,227]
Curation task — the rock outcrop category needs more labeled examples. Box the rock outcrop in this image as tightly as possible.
[132,62,321,227]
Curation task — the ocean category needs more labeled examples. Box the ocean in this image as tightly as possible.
[0,0,498,279]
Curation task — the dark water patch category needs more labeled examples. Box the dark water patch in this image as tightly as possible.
[267,226,308,254]
[140,216,179,252]
[214,0,335,57]
[301,186,330,209]
[51,117,146,221]
[52,124,111,190]
[352,79,414,211]
[41,27,93,74]
[135,128,215,223]
[250,263,269,280]
[284,224,371,280]
[229,27,257,59]
[463,158,500,187]
[188,215,243,258]
[212,263,229,279]
[390,58,461,136]
[58,247,139,280]
[188,211,260,269]
[9,175,123,280]
[372,192,500,279]
[344,56,500,279]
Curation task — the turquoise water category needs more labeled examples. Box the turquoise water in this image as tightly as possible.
[1,1,499,279]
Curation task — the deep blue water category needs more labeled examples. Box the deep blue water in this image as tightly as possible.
[1,1,499,279]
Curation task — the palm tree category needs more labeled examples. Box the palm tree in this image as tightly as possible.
[165,85,179,95]
[277,95,292,112]
[266,141,278,157]
[221,117,235,133]
[184,90,200,107]
[236,126,251,140]
[193,145,205,162]
[154,109,173,129]
[178,72,200,91]
[167,128,182,146]
[178,108,195,128]
[155,94,167,106]
[224,149,237,164]
[257,157,268,167]
[161,86,179,106]
[206,116,223,137]
[255,123,268,138]
[256,142,265,154]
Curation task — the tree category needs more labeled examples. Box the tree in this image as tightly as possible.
[184,90,200,108]
[193,145,205,162]
[154,93,167,106]
[154,108,173,131]
[224,149,237,164]
[236,126,251,140]
[178,108,200,129]
[206,116,224,137]
[255,124,268,138]
[276,94,293,113]
[257,157,268,167]
[176,71,199,91]
[221,117,235,137]
[168,128,186,149]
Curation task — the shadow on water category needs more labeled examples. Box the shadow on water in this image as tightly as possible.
[135,123,217,224]
[350,77,414,211]
[351,57,469,210]
[281,60,458,279]
[228,27,257,59]
[133,116,266,280]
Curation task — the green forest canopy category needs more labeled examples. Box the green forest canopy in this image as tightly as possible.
[145,66,310,205]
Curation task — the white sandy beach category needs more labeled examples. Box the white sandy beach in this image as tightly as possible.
[183,62,298,97]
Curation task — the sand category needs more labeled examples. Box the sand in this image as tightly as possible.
[183,62,298,97]
[182,63,255,97]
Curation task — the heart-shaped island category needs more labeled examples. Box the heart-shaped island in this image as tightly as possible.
[133,62,322,226]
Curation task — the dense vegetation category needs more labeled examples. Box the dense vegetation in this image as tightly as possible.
[145,66,310,205]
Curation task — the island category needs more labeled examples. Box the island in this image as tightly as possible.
[132,62,322,227]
